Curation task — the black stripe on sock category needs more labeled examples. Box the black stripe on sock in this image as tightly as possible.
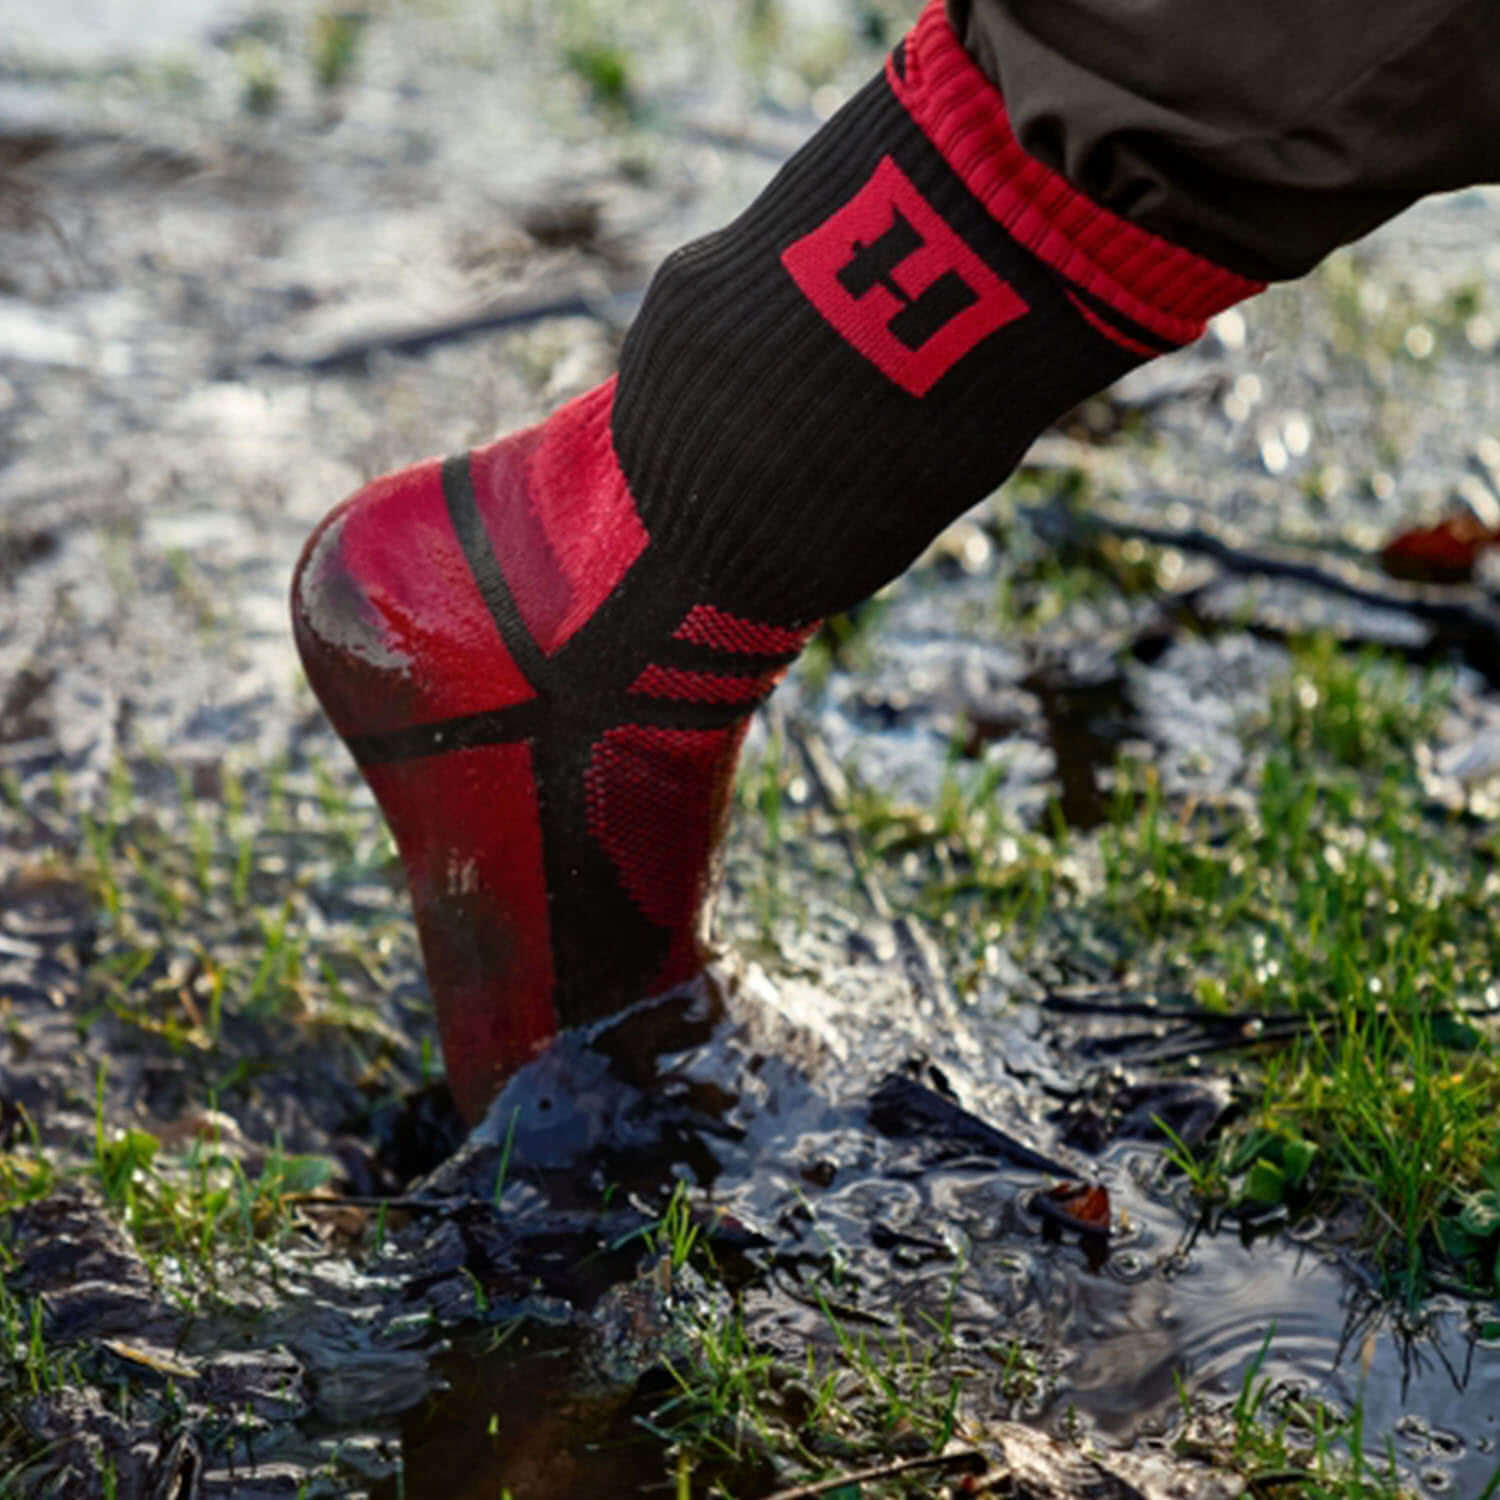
[607,695,769,733]
[345,698,550,766]
[654,638,801,675]
[441,451,552,693]
[1064,282,1180,355]
[343,683,761,767]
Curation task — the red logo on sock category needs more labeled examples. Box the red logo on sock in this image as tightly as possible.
[781,156,1027,397]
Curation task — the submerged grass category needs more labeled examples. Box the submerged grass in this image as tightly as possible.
[638,1189,1419,1500]
[1096,640,1500,1302]
[642,1221,976,1499]
[1175,1329,1411,1500]
[812,634,1500,1303]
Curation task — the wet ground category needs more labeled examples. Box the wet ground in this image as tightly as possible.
[3,1,1500,1496]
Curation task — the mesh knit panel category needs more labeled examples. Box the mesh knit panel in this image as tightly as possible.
[583,724,744,935]
[628,663,778,704]
[672,603,818,655]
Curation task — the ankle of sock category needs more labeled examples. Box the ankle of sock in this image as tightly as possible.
[610,0,1262,629]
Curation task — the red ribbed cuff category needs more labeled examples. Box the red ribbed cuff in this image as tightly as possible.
[889,0,1263,346]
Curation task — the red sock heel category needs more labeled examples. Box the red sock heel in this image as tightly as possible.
[293,385,812,1120]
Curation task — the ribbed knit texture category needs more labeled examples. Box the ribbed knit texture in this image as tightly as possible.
[293,2,1264,1118]
[891,2,1262,336]
[612,0,1260,627]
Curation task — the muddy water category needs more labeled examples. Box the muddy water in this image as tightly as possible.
[4,0,1500,1493]
[380,1337,671,1500]
[0,0,251,66]
[366,966,1500,1497]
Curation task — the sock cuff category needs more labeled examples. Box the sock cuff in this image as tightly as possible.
[891,0,1264,345]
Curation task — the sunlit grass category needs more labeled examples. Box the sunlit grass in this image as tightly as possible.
[821,634,1500,1302]
[30,748,421,1069]
[0,746,422,1282]
[1174,1329,1414,1500]
[1092,641,1500,1300]
[643,1215,974,1499]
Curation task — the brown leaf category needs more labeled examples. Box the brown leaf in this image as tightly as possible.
[1380,512,1499,584]
[1036,1181,1111,1235]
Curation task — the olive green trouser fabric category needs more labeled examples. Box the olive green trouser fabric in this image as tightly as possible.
[946,0,1500,280]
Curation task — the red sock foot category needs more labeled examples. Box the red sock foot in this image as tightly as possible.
[292,382,815,1120]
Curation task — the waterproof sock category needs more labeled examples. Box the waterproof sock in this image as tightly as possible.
[292,0,1261,1121]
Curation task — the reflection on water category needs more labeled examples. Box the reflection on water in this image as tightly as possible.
[377,1336,670,1500]
[0,0,250,64]
[379,981,1500,1497]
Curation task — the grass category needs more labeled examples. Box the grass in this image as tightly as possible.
[23,747,422,1074]
[637,1188,1427,1500]
[0,745,413,1493]
[233,37,281,114]
[0,1063,339,1285]
[1174,1329,1412,1499]
[1092,641,1500,1302]
[792,633,1500,1304]
[4,546,1490,1493]
[562,39,635,113]
[0,742,425,1308]
[644,1251,973,1498]
[311,11,366,90]
[0,744,439,1442]
[848,752,1063,951]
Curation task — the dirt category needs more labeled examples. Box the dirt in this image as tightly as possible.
[3,1,1500,1497]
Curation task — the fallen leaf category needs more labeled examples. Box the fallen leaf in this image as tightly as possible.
[1035,1181,1111,1235]
[1380,512,1499,584]
[101,1340,199,1381]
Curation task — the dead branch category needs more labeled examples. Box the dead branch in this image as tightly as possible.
[1037,500,1500,678]
[754,1448,987,1500]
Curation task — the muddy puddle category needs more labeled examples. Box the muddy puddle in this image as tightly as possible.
[332,950,1499,1497]
[4,0,1500,1494]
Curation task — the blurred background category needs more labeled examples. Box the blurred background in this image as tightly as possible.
[0,0,917,788]
[4,5,1500,1498]
[1,0,1496,790]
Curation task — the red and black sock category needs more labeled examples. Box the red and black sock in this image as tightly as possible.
[292,0,1261,1121]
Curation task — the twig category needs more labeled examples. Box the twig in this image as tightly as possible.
[1046,501,1500,679]
[1084,1021,1313,1066]
[754,1449,987,1500]
[1044,985,1269,1023]
[279,1192,452,1213]
[785,719,957,1023]
[1247,1468,1319,1495]
[1054,985,1500,1064]
[869,1072,1085,1178]
[251,273,644,372]
[784,718,891,921]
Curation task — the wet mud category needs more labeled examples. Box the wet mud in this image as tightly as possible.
[4,0,1500,1496]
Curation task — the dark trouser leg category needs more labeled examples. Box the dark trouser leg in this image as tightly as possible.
[948,0,1500,279]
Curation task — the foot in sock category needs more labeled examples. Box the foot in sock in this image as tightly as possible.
[292,381,816,1121]
[291,0,1258,1122]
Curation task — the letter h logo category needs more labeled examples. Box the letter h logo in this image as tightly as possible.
[781,157,1027,397]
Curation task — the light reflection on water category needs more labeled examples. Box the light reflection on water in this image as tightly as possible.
[398,986,1500,1497]
[0,0,251,65]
